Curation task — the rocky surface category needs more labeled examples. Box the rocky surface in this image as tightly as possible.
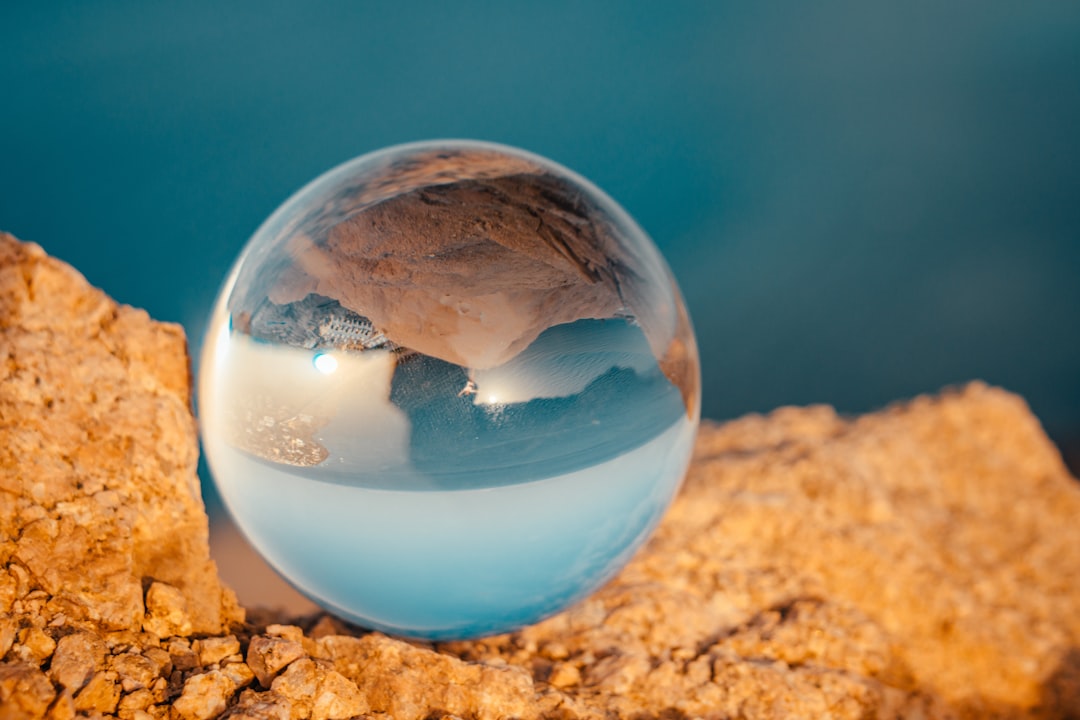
[0,232,242,640]
[2,232,1080,718]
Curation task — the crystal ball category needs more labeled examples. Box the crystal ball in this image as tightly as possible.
[199,140,700,640]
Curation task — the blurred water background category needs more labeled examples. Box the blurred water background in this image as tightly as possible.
[2,3,1078,602]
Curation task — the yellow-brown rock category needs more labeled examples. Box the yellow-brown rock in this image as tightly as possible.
[1,232,1079,718]
[246,635,306,689]
[0,232,241,637]
[48,631,106,692]
[194,636,241,667]
[0,661,55,719]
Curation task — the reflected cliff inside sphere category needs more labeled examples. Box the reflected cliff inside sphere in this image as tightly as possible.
[199,140,701,640]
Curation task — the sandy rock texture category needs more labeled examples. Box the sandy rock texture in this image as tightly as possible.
[2,232,1079,718]
[0,233,242,637]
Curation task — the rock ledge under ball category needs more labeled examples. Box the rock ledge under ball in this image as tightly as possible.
[2,232,1079,719]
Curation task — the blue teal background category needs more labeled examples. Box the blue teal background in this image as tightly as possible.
[2,2,1079,468]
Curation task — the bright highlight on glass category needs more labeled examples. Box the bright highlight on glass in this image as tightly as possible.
[199,140,700,640]
[313,353,338,374]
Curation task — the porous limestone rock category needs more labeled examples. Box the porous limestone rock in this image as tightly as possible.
[0,233,241,641]
[1,232,1079,719]
[247,635,305,689]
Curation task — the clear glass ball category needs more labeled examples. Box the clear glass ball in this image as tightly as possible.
[199,140,700,640]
